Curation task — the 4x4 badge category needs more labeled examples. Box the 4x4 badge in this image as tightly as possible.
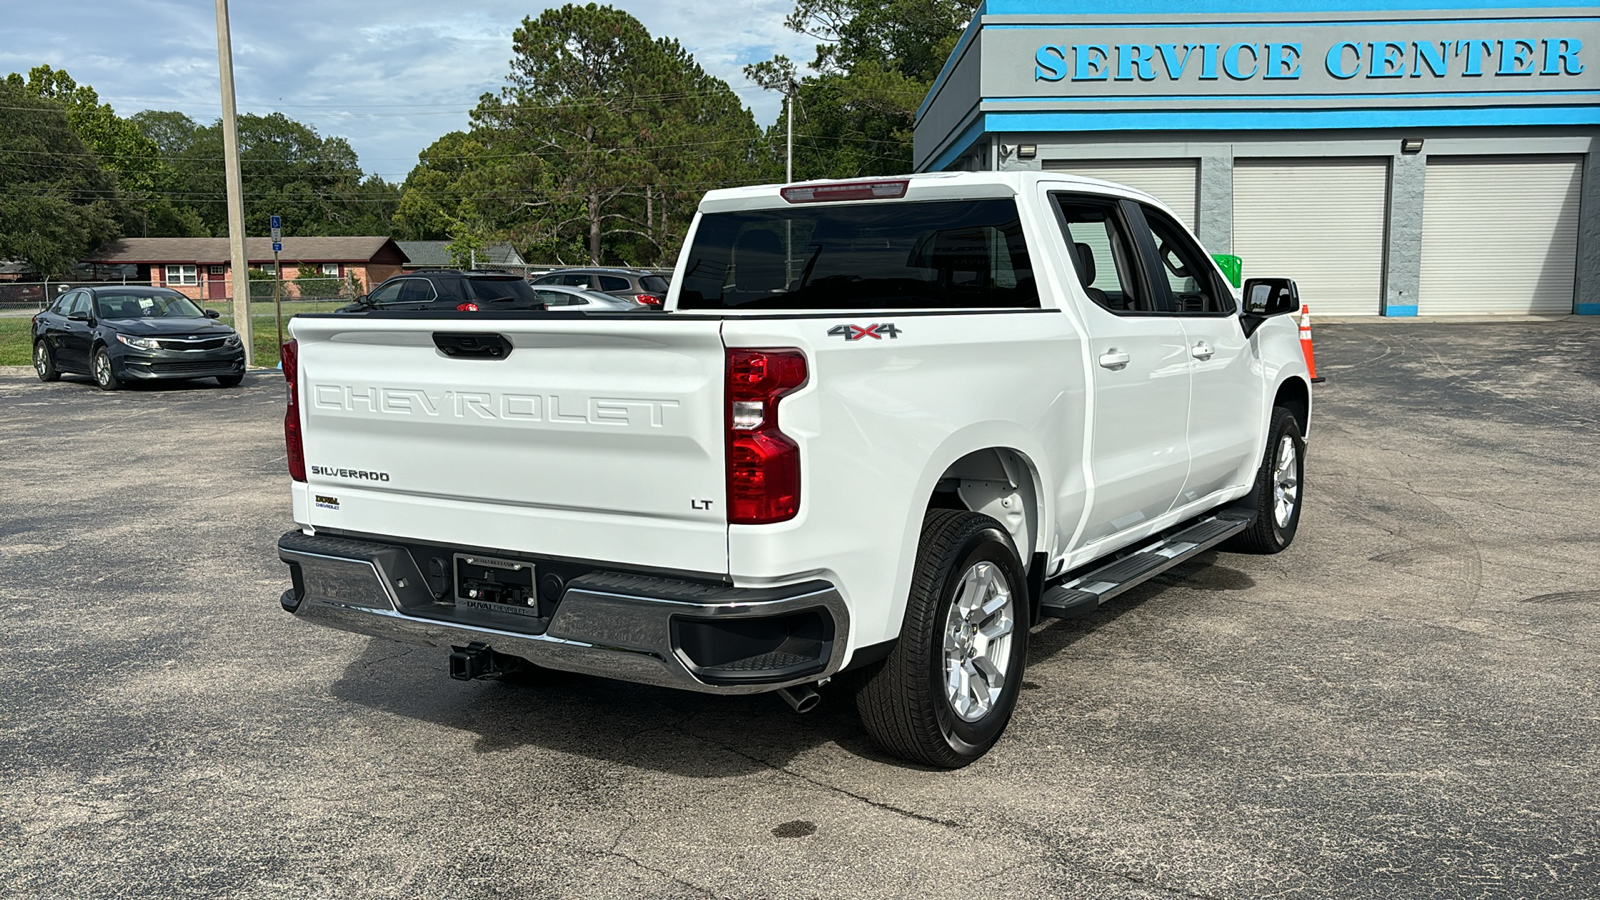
[828,323,901,342]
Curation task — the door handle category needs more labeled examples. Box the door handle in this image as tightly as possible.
[1191,342,1213,360]
[1098,349,1130,370]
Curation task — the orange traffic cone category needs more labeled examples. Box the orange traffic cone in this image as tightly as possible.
[1299,304,1325,383]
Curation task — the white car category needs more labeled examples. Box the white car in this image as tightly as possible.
[275,171,1311,767]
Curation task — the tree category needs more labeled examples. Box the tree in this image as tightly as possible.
[170,113,400,238]
[13,66,204,238]
[746,0,978,179]
[469,3,760,265]
[0,78,121,275]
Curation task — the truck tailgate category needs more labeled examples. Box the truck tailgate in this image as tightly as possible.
[290,315,729,575]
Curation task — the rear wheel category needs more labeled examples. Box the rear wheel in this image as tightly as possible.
[1224,406,1304,554]
[856,509,1028,768]
[92,347,121,391]
[33,341,59,382]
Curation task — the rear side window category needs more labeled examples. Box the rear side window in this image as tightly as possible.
[468,278,539,305]
[678,198,1038,310]
[536,289,575,307]
[640,275,669,294]
[597,275,630,292]
[1053,196,1150,314]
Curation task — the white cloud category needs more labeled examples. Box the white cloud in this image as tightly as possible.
[5,0,819,181]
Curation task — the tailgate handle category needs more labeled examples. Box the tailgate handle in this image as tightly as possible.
[433,333,513,360]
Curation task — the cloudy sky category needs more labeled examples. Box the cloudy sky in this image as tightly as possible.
[3,0,818,182]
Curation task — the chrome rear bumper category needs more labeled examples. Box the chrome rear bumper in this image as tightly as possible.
[277,530,849,694]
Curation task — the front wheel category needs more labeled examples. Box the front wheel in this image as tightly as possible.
[1223,406,1304,554]
[33,341,59,382]
[92,347,121,391]
[856,510,1029,768]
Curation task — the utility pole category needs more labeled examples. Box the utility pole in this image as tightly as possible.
[786,92,793,184]
[215,0,253,367]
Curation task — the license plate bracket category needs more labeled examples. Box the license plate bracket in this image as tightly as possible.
[454,553,539,618]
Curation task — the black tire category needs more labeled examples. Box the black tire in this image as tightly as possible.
[216,373,243,387]
[92,347,121,391]
[33,340,59,382]
[856,509,1029,768]
[1223,406,1304,554]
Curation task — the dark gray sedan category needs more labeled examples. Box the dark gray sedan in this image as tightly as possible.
[32,286,246,390]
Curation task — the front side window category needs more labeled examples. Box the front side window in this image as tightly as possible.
[559,273,591,287]
[1053,195,1150,314]
[678,198,1038,311]
[1139,205,1232,315]
[63,291,89,317]
[366,281,405,304]
[164,264,198,286]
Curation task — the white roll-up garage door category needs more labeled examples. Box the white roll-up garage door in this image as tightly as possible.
[1419,156,1582,315]
[1045,159,1199,231]
[1233,158,1390,316]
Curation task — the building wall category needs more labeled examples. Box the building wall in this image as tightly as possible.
[915,3,1600,315]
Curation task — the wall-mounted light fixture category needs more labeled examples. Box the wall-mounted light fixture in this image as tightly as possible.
[1018,144,1037,159]
[1401,138,1425,154]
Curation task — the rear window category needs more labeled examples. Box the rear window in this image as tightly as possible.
[467,278,540,305]
[639,275,670,294]
[678,199,1037,311]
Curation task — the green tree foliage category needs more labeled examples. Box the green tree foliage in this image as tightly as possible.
[463,3,760,265]
[747,0,978,179]
[0,78,121,276]
[13,66,204,238]
[149,112,400,238]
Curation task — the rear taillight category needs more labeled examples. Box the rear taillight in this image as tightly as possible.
[457,302,479,311]
[635,294,662,306]
[726,348,807,524]
[282,339,306,482]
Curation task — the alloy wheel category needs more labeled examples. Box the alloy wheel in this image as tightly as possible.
[1273,434,1299,528]
[941,560,1016,722]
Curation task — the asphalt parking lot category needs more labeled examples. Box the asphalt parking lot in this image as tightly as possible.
[2,320,1597,899]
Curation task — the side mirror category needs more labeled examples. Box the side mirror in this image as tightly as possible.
[1242,277,1299,317]
[204,309,221,319]
[1240,277,1299,338]
[67,312,89,322]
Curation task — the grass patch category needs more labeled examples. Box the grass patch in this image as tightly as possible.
[0,318,33,367]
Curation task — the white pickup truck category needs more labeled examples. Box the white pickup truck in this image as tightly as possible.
[275,172,1311,767]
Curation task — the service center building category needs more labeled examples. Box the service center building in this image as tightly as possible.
[915,2,1600,316]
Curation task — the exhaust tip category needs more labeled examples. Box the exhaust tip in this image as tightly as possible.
[776,684,821,714]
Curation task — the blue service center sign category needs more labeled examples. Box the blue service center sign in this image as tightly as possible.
[1035,37,1583,82]
[986,17,1599,101]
